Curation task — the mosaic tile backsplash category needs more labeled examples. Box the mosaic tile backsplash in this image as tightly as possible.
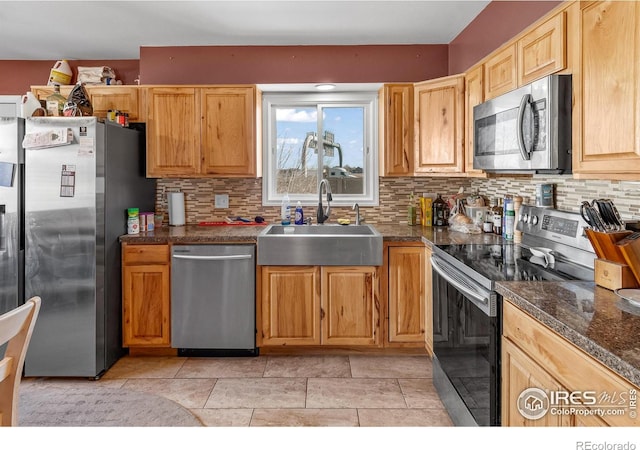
[155,175,640,226]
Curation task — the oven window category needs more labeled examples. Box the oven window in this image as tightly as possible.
[433,272,499,426]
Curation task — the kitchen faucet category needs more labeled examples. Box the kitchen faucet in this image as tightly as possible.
[317,178,332,224]
[352,203,361,225]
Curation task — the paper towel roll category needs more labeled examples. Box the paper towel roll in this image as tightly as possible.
[167,192,185,226]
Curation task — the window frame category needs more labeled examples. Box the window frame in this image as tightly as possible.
[262,91,379,207]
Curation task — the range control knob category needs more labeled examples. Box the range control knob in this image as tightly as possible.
[531,215,539,225]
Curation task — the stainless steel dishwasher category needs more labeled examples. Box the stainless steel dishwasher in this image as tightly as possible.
[171,244,257,356]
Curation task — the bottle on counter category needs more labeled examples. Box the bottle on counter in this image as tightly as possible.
[127,208,140,235]
[281,193,291,225]
[46,84,66,117]
[504,201,515,241]
[490,197,503,235]
[432,194,447,227]
[294,201,304,225]
[502,195,513,239]
[420,193,433,227]
[408,192,417,226]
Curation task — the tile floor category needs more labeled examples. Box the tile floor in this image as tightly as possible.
[25,354,454,427]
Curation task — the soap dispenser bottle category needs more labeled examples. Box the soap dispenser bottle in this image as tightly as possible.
[281,193,291,225]
[294,201,304,225]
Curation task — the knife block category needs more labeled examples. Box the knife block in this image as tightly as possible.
[594,259,639,290]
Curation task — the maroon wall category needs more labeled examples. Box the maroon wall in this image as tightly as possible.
[448,1,562,74]
[0,60,140,95]
[139,45,448,84]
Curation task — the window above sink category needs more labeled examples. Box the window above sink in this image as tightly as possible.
[261,88,379,207]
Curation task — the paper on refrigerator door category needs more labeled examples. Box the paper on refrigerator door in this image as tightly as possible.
[22,128,74,149]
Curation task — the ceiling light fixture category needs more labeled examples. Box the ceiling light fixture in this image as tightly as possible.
[315,83,336,91]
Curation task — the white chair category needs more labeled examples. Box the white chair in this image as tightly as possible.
[0,296,41,426]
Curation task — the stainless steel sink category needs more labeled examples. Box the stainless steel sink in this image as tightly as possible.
[257,224,383,266]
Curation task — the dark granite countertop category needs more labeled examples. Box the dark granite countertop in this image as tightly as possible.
[496,281,640,387]
[119,223,507,245]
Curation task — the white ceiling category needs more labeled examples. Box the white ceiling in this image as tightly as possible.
[0,0,490,60]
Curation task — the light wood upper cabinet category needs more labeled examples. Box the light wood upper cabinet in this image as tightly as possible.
[146,87,201,177]
[122,244,171,347]
[260,266,321,346]
[379,84,414,176]
[387,246,425,344]
[88,86,140,121]
[31,85,141,121]
[573,0,640,178]
[484,44,518,100]
[145,85,258,178]
[464,65,485,176]
[414,74,465,175]
[518,12,566,86]
[201,87,256,176]
[322,266,379,346]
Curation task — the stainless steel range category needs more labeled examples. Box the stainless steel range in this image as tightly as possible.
[430,206,595,426]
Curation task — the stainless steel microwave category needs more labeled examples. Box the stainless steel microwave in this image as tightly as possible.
[473,74,572,173]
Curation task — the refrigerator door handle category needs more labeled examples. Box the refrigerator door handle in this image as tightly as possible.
[0,204,5,251]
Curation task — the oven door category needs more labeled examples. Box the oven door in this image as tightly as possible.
[431,254,500,426]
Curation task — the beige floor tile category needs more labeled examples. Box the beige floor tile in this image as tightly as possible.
[263,355,351,378]
[357,408,453,426]
[205,378,307,409]
[175,357,267,378]
[398,378,446,409]
[250,408,359,426]
[190,408,254,426]
[122,378,216,409]
[21,377,127,389]
[306,378,406,409]
[101,356,187,379]
[349,355,432,378]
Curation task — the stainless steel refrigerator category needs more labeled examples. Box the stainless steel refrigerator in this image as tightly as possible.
[0,117,24,317]
[1,116,155,377]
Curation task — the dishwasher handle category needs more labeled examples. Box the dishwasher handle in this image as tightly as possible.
[172,254,253,261]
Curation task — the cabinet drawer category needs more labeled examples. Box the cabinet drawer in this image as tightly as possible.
[123,244,170,265]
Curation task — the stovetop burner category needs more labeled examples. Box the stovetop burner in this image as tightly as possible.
[433,243,594,286]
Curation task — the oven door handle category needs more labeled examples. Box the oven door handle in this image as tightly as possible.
[516,93,533,161]
[431,255,493,316]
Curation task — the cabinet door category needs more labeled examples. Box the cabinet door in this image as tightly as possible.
[424,246,433,355]
[321,266,379,346]
[414,75,465,174]
[87,86,140,121]
[502,338,572,427]
[388,246,425,343]
[464,65,485,176]
[379,84,414,176]
[260,266,321,345]
[31,85,74,101]
[484,44,517,100]
[122,264,171,346]
[574,1,640,177]
[518,12,566,86]
[146,87,201,177]
[201,87,256,176]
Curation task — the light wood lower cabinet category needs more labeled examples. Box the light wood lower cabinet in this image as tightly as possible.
[122,244,171,347]
[259,265,380,347]
[259,266,321,345]
[502,300,639,427]
[387,245,425,345]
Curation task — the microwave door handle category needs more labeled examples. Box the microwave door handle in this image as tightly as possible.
[516,94,533,161]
